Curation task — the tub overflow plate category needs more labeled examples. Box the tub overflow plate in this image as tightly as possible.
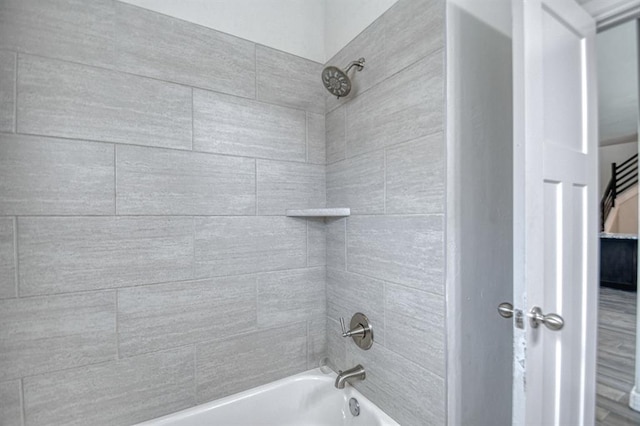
[349,398,360,417]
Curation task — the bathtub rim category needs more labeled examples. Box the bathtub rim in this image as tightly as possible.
[134,367,399,426]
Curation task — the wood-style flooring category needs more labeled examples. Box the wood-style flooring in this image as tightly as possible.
[596,287,640,425]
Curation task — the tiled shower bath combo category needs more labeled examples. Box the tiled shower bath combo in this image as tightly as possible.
[0,0,445,425]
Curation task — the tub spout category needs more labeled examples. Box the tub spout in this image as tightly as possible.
[334,364,366,389]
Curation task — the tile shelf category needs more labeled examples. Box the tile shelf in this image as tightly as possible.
[285,208,350,218]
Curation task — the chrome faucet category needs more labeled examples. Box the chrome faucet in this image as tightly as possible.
[334,364,366,389]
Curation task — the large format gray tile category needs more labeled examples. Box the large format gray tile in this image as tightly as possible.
[324,18,386,112]
[346,53,443,158]
[257,160,325,215]
[385,133,445,214]
[325,106,346,164]
[23,347,194,426]
[0,0,115,69]
[345,343,445,426]
[326,218,346,271]
[0,134,114,215]
[194,217,306,278]
[193,89,306,161]
[326,317,347,372]
[0,380,21,426]
[0,51,15,132]
[327,150,384,215]
[385,307,445,377]
[0,218,15,299]
[17,55,192,150]
[116,145,255,216]
[114,2,255,98]
[256,46,324,113]
[19,217,194,296]
[257,267,325,327]
[307,218,327,267]
[384,0,444,77]
[118,275,257,357]
[385,283,445,325]
[307,112,326,164]
[0,291,115,381]
[347,215,444,294]
[326,268,385,345]
[307,317,327,369]
[196,324,307,403]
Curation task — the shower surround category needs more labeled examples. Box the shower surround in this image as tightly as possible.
[324,1,445,425]
[0,1,445,425]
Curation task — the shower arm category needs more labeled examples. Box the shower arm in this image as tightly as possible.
[344,58,365,74]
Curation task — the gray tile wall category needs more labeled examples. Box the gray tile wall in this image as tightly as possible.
[324,1,446,425]
[0,50,15,132]
[0,380,22,426]
[0,217,16,299]
[0,1,326,424]
[1,0,447,425]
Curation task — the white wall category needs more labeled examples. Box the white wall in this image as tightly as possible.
[446,0,513,425]
[324,0,398,60]
[597,20,638,144]
[119,0,325,62]
[447,0,511,37]
[598,141,638,195]
[118,0,397,63]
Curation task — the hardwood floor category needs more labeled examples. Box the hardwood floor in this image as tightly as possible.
[596,287,640,425]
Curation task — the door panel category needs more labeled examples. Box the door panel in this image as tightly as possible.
[542,7,585,152]
[512,0,597,425]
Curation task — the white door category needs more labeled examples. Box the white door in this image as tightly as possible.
[512,0,598,425]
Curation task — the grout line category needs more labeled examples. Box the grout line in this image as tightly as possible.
[13,217,19,297]
[9,265,326,300]
[341,267,445,300]
[20,378,25,426]
[18,51,317,114]
[13,51,18,133]
[4,129,335,167]
[381,342,445,380]
[10,346,194,382]
[0,212,439,219]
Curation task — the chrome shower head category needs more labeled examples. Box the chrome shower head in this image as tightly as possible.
[321,58,365,99]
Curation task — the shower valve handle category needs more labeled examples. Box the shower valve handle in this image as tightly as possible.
[340,317,366,338]
[339,313,374,350]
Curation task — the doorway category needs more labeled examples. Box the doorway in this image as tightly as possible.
[447,1,640,425]
[595,17,640,425]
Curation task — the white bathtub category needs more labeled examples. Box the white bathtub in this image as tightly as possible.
[136,368,399,426]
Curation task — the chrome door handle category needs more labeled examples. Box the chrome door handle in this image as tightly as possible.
[528,306,564,331]
[497,302,514,318]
